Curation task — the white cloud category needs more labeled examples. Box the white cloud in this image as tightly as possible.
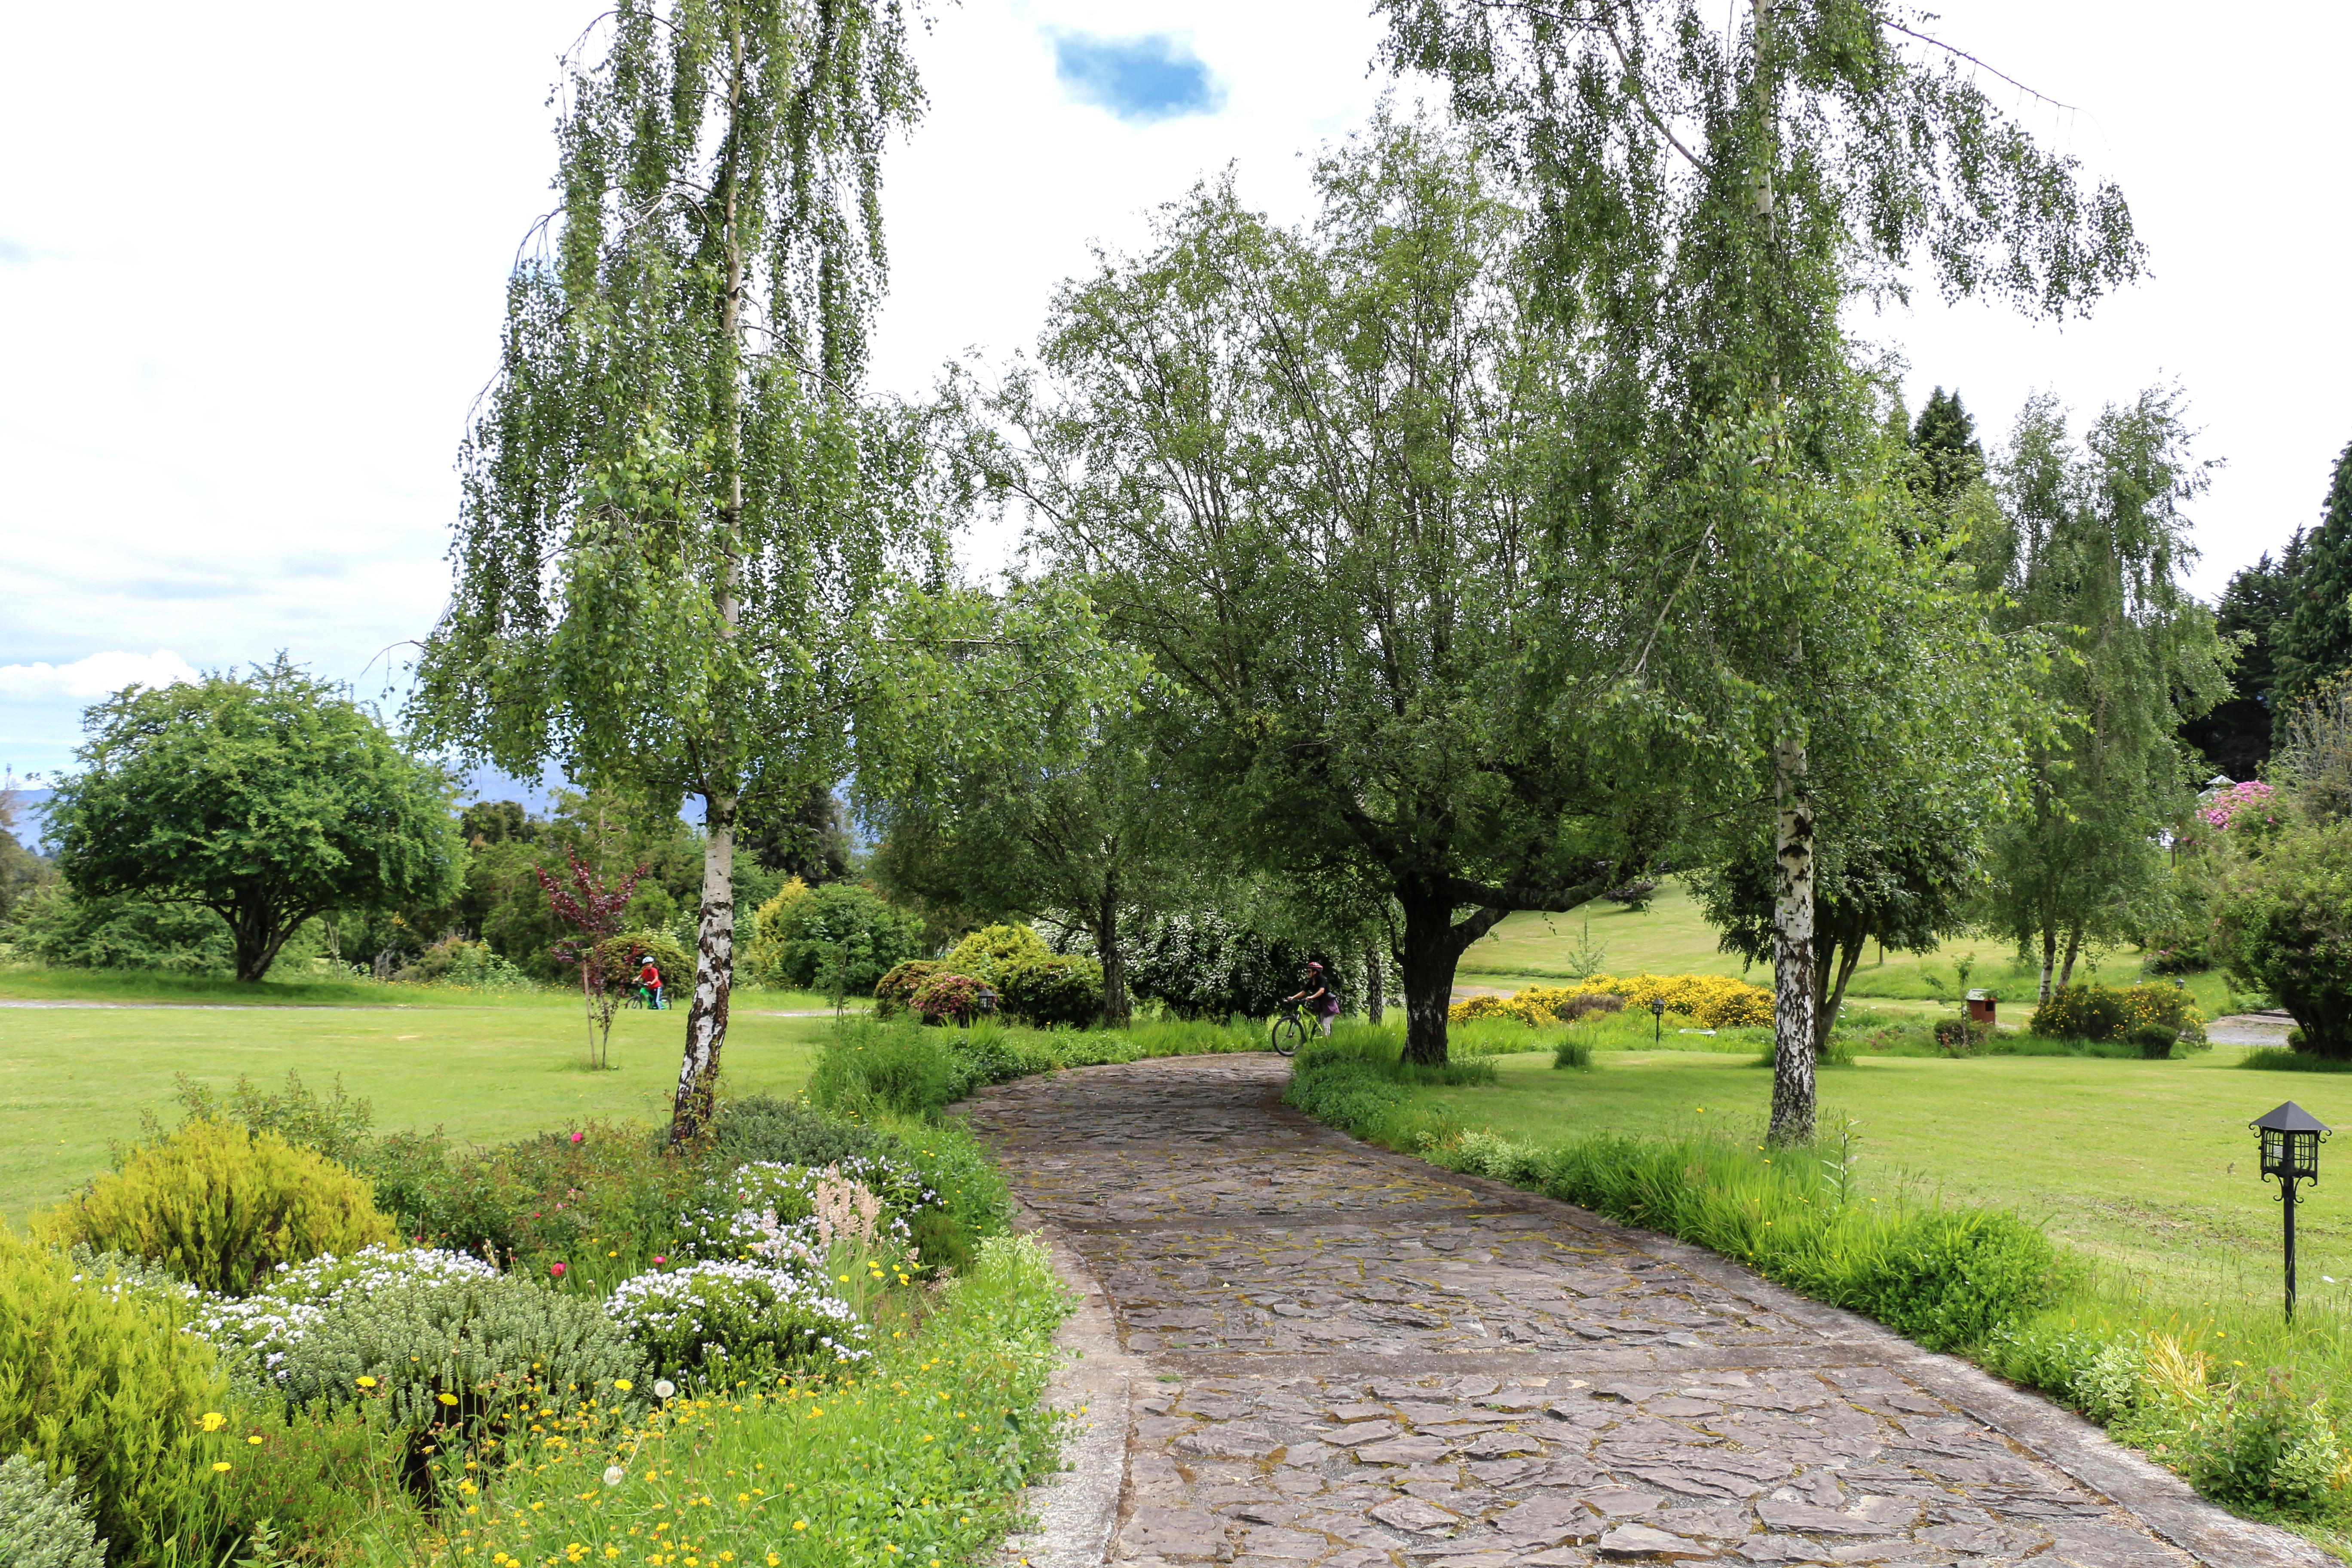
[0,650,200,702]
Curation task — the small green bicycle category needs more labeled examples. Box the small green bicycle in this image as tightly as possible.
[1269,1002,1311,1057]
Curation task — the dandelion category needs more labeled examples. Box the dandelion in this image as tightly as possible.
[616,1379,634,1393]
[654,1380,677,1400]
[246,1435,263,1446]
[440,1392,461,1406]
[358,1376,378,1389]
[211,1461,233,1473]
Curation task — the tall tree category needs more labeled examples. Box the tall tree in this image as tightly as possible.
[2272,441,2352,733]
[990,120,1700,1064]
[410,0,1114,1138]
[1378,0,2144,1139]
[50,659,463,982]
[1981,392,2232,997]
[1910,387,1985,502]
[2181,535,2307,781]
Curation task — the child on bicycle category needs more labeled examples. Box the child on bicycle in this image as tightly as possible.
[637,956,663,1011]
[1284,961,1341,1036]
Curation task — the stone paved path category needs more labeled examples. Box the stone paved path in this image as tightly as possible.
[965,1055,2328,1568]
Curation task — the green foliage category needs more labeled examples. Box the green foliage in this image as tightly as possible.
[0,1230,227,1561]
[393,934,536,992]
[2184,533,2308,780]
[995,953,1105,1027]
[0,1453,106,1568]
[2239,1047,2352,1074]
[1124,911,1355,1022]
[2272,440,2352,731]
[1551,1037,1594,1070]
[37,1120,396,1295]
[2212,817,2352,1057]
[940,923,1051,983]
[191,1399,421,1562]
[48,657,465,983]
[592,928,693,995]
[2186,1373,2346,1513]
[164,1070,377,1170]
[744,881,924,994]
[711,1094,899,1170]
[266,1271,641,1439]
[807,1023,966,1118]
[871,959,938,1019]
[806,1015,1265,1121]
[0,879,238,974]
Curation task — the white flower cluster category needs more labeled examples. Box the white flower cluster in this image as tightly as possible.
[677,1158,933,1262]
[605,1259,872,1367]
[187,1246,499,1382]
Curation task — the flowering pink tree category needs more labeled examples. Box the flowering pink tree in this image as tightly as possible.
[536,848,646,1070]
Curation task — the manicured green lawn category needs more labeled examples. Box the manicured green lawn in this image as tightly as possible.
[0,1003,834,1224]
[1458,880,2239,1019]
[1425,1044,2352,1310]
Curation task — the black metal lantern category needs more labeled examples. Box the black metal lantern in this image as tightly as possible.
[2252,1100,2332,1320]
[1649,995,1666,1043]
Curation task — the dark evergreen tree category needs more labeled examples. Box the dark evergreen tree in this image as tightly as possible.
[2182,533,2306,781]
[740,788,854,885]
[1910,387,1985,501]
[2273,441,2352,735]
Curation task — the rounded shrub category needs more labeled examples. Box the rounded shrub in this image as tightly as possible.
[997,954,1105,1027]
[0,1230,227,1560]
[594,928,693,993]
[1835,1208,2065,1352]
[261,1271,642,1437]
[0,1453,107,1568]
[873,958,941,1018]
[37,1119,395,1295]
[712,1094,899,1168]
[910,971,993,1025]
[940,922,1051,983]
[607,1260,872,1378]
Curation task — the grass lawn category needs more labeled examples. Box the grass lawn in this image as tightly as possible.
[1421,1042,2352,1313]
[1457,880,2241,1020]
[0,1001,837,1225]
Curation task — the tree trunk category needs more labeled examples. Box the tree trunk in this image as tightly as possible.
[2038,925,2057,1003]
[1768,731,1817,1143]
[1364,944,1384,1025]
[1399,888,1462,1066]
[672,793,737,1142]
[1816,928,1864,1055]
[2057,925,2084,991]
[1096,876,1128,1026]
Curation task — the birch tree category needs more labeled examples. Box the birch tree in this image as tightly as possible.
[411,0,1114,1137]
[1380,0,2145,1138]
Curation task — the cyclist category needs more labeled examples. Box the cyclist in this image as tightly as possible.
[1283,960,1341,1037]
[637,955,663,1011]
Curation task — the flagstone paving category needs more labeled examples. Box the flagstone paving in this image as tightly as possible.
[966,1054,2329,1568]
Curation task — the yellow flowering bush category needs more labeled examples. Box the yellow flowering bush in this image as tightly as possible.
[1449,974,1773,1029]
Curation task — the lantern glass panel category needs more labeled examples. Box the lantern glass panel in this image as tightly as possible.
[2265,1127,2288,1177]
[2291,1130,2320,1179]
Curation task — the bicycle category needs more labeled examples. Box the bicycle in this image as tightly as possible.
[1269,1002,1311,1057]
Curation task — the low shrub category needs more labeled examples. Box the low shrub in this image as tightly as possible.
[2030,980,2206,1046]
[191,1245,502,1386]
[162,1069,376,1169]
[1454,974,1773,1029]
[675,1158,931,1265]
[1553,1037,1594,1070]
[1933,1017,1992,1052]
[997,953,1106,1027]
[2239,1047,2352,1073]
[807,1022,965,1117]
[593,928,694,995]
[0,1453,106,1568]
[606,1260,873,1379]
[872,959,940,1019]
[1830,1208,2067,1352]
[910,971,995,1025]
[37,1119,396,1295]
[255,1270,643,1443]
[0,1230,227,1561]
[712,1093,900,1168]
[2187,1373,2346,1513]
[394,935,535,992]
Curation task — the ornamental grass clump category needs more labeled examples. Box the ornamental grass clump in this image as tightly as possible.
[37,1118,395,1294]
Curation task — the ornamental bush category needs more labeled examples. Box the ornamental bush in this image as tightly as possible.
[996,954,1105,1027]
[191,1246,501,1387]
[606,1261,872,1378]
[940,922,1052,983]
[592,928,693,993]
[0,1231,226,1560]
[1450,975,1770,1029]
[872,959,940,1018]
[675,1159,931,1264]
[0,1454,106,1568]
[258,1271,641,1438]
[910,971,994,1025]
[712,1094,901,1169]
[2212,818,2352,1058]
[2029,981,2205,1045]
[37,1119,396,1295]
[744,881,926,994]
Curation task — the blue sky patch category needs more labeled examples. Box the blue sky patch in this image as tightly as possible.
[1051,32,1222,124]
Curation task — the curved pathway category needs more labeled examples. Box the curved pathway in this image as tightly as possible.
[963,1054,2325,1568]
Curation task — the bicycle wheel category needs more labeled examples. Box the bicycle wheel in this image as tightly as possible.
[1270,1012,1306,1057]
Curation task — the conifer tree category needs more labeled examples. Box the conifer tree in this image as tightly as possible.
[2272,441,2352,731]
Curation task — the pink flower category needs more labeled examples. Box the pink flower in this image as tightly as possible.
[652,1256,667,1266]
[549,1262,567,1279]
[570,1131,584,1145]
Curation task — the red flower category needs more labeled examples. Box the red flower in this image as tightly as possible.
[549,1262,568,1279]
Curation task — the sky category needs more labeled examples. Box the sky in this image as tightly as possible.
[2,1,2346,785]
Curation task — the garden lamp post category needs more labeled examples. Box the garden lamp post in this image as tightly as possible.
[2253,1101,2331,1320]
[1649,996,1665,1044]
